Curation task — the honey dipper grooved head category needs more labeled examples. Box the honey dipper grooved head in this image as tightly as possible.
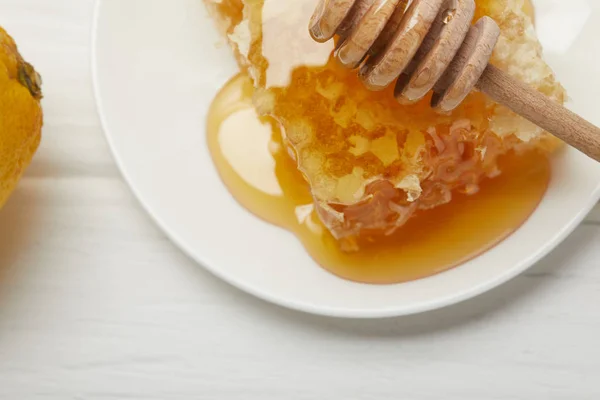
[432,16,500,112]
[309,0,501,111]
[309,0,356,42]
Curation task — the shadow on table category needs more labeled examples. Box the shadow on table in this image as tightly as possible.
[191,222,594,338]
[0,183,41,291]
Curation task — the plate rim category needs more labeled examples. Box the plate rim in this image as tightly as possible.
[90,0,600,319]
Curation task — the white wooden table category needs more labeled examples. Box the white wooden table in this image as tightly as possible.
[0,1,599,398]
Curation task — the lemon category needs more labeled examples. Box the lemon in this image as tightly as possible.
[0,26,42,208]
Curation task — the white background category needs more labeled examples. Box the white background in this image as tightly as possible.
[0,0,599,398]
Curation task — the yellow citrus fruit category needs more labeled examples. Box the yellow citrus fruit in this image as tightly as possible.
[0,26,42,208]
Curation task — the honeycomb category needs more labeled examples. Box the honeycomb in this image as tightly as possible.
[205,0,566,250]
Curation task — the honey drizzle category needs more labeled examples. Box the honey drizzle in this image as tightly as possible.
[207,74,551,284]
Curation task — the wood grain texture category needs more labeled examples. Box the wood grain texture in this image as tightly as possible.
[396,0,475,103]
[479,64,600,162]
[0,1,598,399]
[433,15,499,111]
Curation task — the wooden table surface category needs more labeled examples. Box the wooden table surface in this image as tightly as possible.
[0,0,599,398]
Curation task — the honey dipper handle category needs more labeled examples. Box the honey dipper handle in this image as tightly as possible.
[477,64,600,162]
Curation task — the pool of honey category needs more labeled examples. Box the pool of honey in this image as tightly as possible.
[207,74,551,284]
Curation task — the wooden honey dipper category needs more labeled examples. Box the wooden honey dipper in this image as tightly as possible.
[309,0,600,162]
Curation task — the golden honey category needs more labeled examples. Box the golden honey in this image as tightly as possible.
[205,0,560,283]
[208,74,550,284]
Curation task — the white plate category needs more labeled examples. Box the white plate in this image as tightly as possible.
[92,0,600,318]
